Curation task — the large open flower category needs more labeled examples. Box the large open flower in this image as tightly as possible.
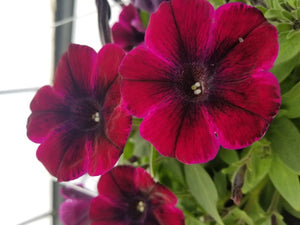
[89,165,184,225]
[120,0,281,164]
[27,44,132,181]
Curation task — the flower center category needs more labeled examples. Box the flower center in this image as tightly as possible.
[70,98,102,132]
[136,201,145,213]
[128,199,148,223]
[176,63,208,102]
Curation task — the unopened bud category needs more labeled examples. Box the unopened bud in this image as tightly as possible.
[231,164,247,205]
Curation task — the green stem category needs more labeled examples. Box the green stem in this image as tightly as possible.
[149,144,155,177]
[267,190,280,214]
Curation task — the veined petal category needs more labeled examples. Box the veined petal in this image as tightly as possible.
[207,3,266,63]
[93,44,125,99]
[140,102,219,163]
[149,183,178,205]
[171,0,214,61]
[152,205,185,225]
[216,22,278,77]
[87,137,122,176]
[36,126,89,181]
[104,105,132,151]
[135,167,156,194]
[89,196,127,225]
[53,44,97,97]
[212,71,281,124]
[146,0,214,63]
[27,85,68,143]
[96,166,137,202]
[207,70,280,150]
[120,46,174,117]
[208,104,269,149]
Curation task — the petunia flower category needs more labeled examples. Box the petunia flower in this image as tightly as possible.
[27,44,132,181]
[89,165,185,225]
[119,0,281,164]
[112,4,145,51]
[131,0,168,13]
[59,184,94,225]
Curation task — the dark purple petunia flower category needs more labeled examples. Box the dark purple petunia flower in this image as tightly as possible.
[59,185,94,225]
[89,165,185,225]
[112,4,145,51]
[131,0,167,13]
[119,0,281,164]
[27,44,132,181]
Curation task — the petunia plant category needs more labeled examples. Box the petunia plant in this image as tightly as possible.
[27,0,300,224]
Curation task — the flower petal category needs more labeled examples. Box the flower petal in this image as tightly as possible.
[53,44,97,97]
[94,44,125,99]
[89,196,127,225]
[112,22,136,51]
[120,46,174,117]
[87,137,122,176]
[207,3,266,63]
[171,0,214,61]
[88,105,131,176]
[216,22,278,77]
[213,71,281,124]
[59,199,91,225]
[96,166,137,202]
[140,102,219,163]
[207,71,281,149]
[104,105,132,150]
[146,0,214,63]
[27,86,68,143]
[152,205,185,225]
[36,126,89,181]
[135,167,156,194]
[149,183,177,205]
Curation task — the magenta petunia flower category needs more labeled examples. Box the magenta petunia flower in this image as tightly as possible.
[27,44,132,181]
[89,165,185,225]
[112,4,145,51]
[59,185,94,225]
[119,0,281,164]
[131,0,168,13]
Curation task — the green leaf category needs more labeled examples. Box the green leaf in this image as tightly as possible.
[242,148,272,193]
[122,140,134,160]
[274,32,300,65]
[223,208,254,225]
[185,214,206,225]
[219,148,239,164]
[271,52,299,83]
[269,156,300,211]
[214,171,228,202]
[208,0,225,8]
[139,10,150,28]
[184,164,224,225]
[266,116,300,173]
[276,23,293,33]
[282,81,300,118]
[264,9,285,20]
